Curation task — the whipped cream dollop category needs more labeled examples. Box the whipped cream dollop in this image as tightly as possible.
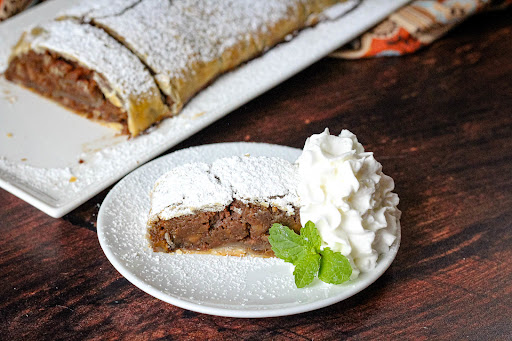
[297,129,401,279]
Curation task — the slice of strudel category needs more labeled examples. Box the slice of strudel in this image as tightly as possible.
[147,156,301,257]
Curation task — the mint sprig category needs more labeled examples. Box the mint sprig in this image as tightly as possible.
[269,222,352,288]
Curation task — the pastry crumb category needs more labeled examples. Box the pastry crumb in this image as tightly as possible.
[78,159,85,164]
[69,176,77,183]
[192,111,206,119]
[6,133,13,138]
[21,158,27,162]
[3,94,17,104]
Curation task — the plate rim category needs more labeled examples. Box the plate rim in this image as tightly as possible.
[97,142,401,318]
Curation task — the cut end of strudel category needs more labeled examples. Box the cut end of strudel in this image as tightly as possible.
[4,20,170,136]
[147,156,301,257]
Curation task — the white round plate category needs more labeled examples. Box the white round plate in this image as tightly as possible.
[97,142,400,318]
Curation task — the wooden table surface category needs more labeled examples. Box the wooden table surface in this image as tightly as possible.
[1,9,511,341]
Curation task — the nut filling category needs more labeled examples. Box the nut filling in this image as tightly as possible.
[148,200,301,257]
[5,50,128,132]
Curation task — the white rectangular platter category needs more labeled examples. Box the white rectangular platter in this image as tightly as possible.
[0,0,410,218]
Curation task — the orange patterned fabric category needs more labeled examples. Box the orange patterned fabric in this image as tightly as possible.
[331,0,512,59]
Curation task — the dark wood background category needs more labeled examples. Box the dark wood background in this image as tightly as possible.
[1,9,511,341]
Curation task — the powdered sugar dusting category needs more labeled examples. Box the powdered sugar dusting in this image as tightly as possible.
[59,0,140,21]
[0,157,74,202]
[150,156,299,222]
[212,156,300,214]
[93,0,309,79]
[150,162,232,221]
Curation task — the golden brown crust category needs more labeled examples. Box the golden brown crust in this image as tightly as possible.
[171,247,274,258]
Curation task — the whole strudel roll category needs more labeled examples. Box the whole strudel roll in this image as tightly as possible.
[64,0,343,114]
[5,20,170,136]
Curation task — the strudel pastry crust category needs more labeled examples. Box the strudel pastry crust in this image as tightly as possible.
[5,20,170,136]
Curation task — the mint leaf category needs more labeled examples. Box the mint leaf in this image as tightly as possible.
[269,222,353,288]
[268,223,307,263]
[318,247,352,284]
[301,220,322,253]
[293,254,321,288]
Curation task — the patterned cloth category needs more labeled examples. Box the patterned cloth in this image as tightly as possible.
[331,0,512,58]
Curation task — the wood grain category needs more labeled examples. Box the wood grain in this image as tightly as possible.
[1,10,511,340]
